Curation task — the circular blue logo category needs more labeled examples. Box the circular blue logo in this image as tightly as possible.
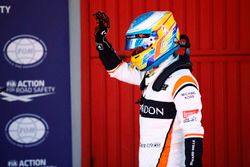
[3,35,47,68]
[5,113,49,147]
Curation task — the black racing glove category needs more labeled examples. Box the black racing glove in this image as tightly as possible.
[93,11,121,70]
[93,11,110,44]
[185,138,203,167]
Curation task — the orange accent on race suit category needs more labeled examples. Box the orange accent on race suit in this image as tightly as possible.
[184,133,204,138]
[157,127,173,167]
[172,75,198,97]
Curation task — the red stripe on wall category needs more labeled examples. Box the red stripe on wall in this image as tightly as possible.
[80,0,91,166]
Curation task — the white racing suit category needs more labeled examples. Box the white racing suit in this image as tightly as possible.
[107,59,204,167]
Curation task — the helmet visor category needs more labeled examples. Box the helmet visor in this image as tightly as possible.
[125,38,145,50]
[125,34,155,50]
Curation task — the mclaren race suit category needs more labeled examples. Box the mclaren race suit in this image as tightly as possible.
[93,11,204,166]
[107,57,204,167]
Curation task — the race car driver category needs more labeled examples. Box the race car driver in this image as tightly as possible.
[93,11,204,167]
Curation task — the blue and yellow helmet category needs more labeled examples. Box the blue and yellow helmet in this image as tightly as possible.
[125,11,180,71]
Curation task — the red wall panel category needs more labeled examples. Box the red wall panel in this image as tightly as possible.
[81,0,250,166]
[191,55,250,167]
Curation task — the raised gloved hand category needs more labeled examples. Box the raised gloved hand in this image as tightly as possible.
[93,11,110,45]
[93,11,121,70]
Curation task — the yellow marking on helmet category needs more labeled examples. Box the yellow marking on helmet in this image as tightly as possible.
[138,64,147,71]
[160,22,176,53]
[176,30,180,40]
[165,15,175,30]
[152,12,173,31]
[131,55,143,67]
[131,46,153,70]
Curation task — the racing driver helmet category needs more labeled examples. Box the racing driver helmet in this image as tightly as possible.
[125,11,180,71]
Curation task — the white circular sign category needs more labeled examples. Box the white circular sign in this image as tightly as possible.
[5,113,49,147]
[3,35,47,68]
